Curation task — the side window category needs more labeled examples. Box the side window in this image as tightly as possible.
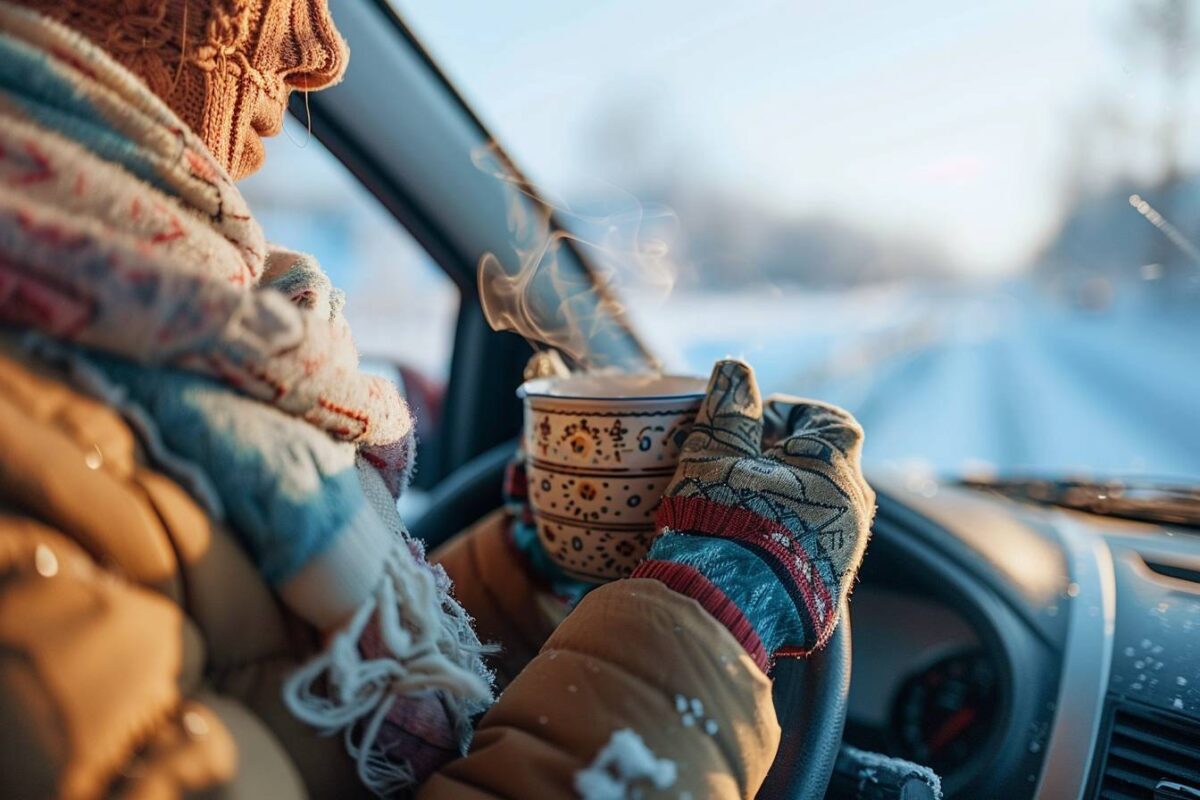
[241,134,459,507]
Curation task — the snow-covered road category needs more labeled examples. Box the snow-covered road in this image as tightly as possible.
[627,281,1200,481]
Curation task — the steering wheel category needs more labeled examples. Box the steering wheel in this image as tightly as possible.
[412,441,852,799]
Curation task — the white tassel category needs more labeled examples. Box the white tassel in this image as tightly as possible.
[282,542,495,796]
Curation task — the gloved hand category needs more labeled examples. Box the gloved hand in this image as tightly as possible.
[631,359,875,670]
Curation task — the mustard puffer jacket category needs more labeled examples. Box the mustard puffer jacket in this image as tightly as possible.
[0,346,780,799]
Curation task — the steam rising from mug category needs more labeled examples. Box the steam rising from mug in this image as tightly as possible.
[472,141,679,372]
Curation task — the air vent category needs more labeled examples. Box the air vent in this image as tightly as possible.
[1143,559,1200,587]
[1094,703,1200,799]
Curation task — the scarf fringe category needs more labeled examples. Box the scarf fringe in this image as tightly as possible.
[282,543,496,796]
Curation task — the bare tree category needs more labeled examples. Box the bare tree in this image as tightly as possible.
[1121,0,1197,187]
[1057,97,1135,206]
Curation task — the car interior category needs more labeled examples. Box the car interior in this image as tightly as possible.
[246,1,1200,797]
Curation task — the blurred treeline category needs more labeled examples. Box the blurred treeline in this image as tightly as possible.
[572,0,1200,295]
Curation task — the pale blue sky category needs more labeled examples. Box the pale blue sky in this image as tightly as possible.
[393,0,1198,274]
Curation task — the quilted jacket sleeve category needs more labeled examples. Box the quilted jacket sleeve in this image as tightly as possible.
[427,514,781,799]
[0,513,307,800]
[0,350,313,800]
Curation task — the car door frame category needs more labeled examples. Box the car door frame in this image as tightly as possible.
[288,0,655,487]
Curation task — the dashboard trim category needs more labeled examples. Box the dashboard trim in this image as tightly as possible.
[1034,515,1117,800]
[868,491,1060,798]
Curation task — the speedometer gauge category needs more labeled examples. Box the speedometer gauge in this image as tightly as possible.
[890,649,1000,775]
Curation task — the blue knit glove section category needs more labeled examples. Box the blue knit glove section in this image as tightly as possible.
[646,532,804,656]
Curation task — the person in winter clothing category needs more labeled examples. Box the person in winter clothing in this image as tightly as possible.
[0,1,875,798]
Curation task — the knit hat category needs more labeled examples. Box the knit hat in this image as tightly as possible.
[13,0,348,178]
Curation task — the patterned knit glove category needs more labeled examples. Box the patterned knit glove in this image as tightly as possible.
[631,359,875,671]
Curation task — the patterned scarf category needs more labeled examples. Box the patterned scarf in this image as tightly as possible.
[0,4,493,794]
[0,1,412,493]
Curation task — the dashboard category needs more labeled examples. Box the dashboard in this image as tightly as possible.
[848,475,1200,800]
[847,588,999,789]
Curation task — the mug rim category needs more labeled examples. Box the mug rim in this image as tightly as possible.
[518,372,707,403]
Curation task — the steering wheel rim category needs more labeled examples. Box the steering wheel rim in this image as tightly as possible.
[412,443,852,799]
[758,598,851,799]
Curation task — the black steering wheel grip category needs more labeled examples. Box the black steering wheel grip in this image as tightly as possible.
[758,598,851,799]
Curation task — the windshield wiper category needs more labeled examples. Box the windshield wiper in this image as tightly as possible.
[958,477,1200,529]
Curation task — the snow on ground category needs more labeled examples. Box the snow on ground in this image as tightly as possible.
[625,279,1200,482]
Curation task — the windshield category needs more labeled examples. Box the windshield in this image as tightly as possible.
[395,0,1200,483]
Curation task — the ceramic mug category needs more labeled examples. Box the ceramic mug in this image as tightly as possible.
[518,373,707,583]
